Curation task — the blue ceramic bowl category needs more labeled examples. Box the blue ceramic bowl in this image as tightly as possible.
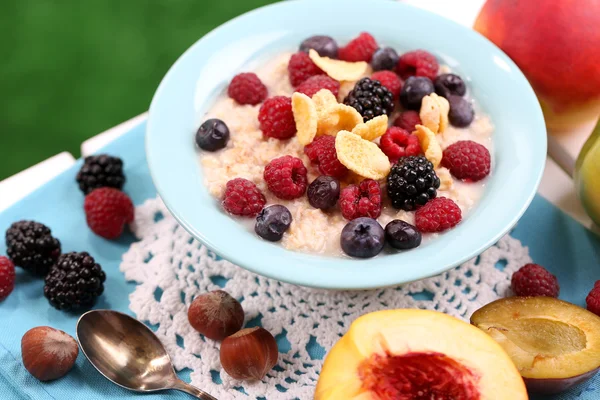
[146,0,546,290]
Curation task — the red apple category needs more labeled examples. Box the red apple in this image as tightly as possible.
[474,0,600,131]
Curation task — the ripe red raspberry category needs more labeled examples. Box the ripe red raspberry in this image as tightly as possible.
[380,127,421,163]
[394,111,422,132]
[227,73,268,105]
[222,178,266,217]
[415,197,461,232]
[396,50,439,81]
[340,179,382,220]
[264,156,308,200]
[0,256,15,301]
[441,140,491,182]
[338,32,378,62]
[84,188,134,239]
[288,52,324,87]
[586,281,600,316]
[511,264,560,298]
[258,96,297,139]
[371,71,403,98]
[304,136,348,179]
[296,75,340,98]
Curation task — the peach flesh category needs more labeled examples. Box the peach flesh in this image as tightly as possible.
[359,351,480,399]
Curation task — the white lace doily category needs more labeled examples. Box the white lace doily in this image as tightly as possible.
[120,197,531,399]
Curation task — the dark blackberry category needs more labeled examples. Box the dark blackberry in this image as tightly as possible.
[343,77,394,121]
[387,156,440,211]
[5,221,61,275]
[76,154,125,194]
[44,252,106,311]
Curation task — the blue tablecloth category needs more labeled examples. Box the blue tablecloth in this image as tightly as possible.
[0,121,599,399]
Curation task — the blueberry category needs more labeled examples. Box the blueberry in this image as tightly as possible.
[340,217,385,258]
[307,176,340,210]
[299,35,338,58]
[399,76,434,111]
[447,95,475,128]
[370,47,399,71]
[255,205,292,242]
[385,220,422,250]
[195,119,229,151]
[434,74,466,98]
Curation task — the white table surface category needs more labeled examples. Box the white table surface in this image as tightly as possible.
[0,0,596,232]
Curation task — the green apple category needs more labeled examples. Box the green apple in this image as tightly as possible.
[575,120,600,227]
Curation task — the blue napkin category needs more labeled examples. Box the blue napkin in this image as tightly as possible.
[0,121,599,399]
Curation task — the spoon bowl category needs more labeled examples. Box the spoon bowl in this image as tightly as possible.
[77,310,217,399]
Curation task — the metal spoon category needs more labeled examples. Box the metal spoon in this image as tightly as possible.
[76,309,217,400]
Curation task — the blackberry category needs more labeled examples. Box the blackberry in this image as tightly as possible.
[44,252,106,311]
[387,156,440,211]
[6,221,61,275]
[343,77,394,121]
[76,154,125,194]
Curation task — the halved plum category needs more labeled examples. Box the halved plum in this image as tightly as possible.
[471,296,600,394]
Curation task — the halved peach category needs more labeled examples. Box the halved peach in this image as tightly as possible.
[471,296,600,394]
[315,309,527,400]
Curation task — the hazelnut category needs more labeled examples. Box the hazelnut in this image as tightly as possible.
[188,290,244,341]
[21,326,79,381]
[220,327,278,381]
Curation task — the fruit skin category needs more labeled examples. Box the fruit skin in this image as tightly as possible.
[385,220,421,250]
[76,154,126,195]
[399,76,434,111]
[263,156,308,200]
[371,70,402,98]
[387,156,440,211]
[511,263,559,298]
[307,176,340,210]
[315,309,528,400]
[220,327,278,381]
[258,96,297,140]
[474,0,600,131]
[21,326,79,381]
[434,73,466,98]
[288,52,323,87]
[84,187,135,239]
[396,50,439,81]
[370,47,399,71]
[222,178,266,217]
[442,140,491,182]
[338,32,378,62]
[379,127,421,163]
[195,119,230,151]
[299,35,338,58]
[304,135,349,180]
[393,110,422,132]
[340,217,385,258]
[0,256,15,301]
[415,197,462,233]
[448,95,475,128]
[44,252,106,311]
[227,72,268,105]
[586,281,600,316]
[343,77,395,122]
[255,205,293,242]
[187,290,244,341]
[339,179,382,221]
[5,220,61,276]
[296,75,340,98]
[575,119,600,226]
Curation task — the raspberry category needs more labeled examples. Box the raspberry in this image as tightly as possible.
[380,127,421,163]
[371,71,403,98]
[340,179,382,220]
[84,188,134,239]
[415,197,461,232]
[222,178,266,217]
[396,50,439,81]
[338,32,378,62]
[0,256,15,301]
[288,52,323,87]
[296,75,340,98]
[227,73,268,105]
[264,156,308,200]
[586,281,600,316]
[258,96,297,139]
[511,264,560,298]
[393,111,422,132]
[441,140,491,182]
[304,136,349,179]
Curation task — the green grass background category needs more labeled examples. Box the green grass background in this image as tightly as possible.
[0,0,278,180]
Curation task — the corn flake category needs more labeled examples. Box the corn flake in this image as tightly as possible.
[309,49,368,82]
[414,124,443,167]
[335,130,391,180]
[292,92,318,145]
[351,115,388,141]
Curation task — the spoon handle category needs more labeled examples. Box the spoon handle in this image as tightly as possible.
[172,379,218,400]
